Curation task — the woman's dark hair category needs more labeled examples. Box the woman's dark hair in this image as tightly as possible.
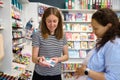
[40,7,63,40]
[92,8,120,50]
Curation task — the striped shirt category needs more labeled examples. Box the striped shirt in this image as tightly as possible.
[32,31,67,76]
[87,37,120,80]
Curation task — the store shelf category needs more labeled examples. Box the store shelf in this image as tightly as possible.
[113,9,120,12]
[61,8,96,80]
[11,62,27,76]
[62,70,76,73]
[64,21,91,23]
[60,9,96,13]
[62,58,83,64]
[65,30,91,32]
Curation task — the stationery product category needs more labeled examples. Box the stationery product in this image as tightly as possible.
[45,58,56,67]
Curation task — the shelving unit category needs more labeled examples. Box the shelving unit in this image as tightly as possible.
[61,9,96,80]
[11,4,25,55]
[0,0,120,79]
[0,0,30,78]
[61,6,120,80]
[10,1,32,79]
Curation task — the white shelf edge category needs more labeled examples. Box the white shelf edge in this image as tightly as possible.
[0,4,4,8]
[0,27,4,30]
[62,70,76,72]
[65,31,92,33]
[67,40,95,42]
[62,61,83,64]
[63,21,91,23]
[62,62,82,64]
[68,48,92,50]
[113,9,120,12]
[60,9,97,12]
[61,9,120,12]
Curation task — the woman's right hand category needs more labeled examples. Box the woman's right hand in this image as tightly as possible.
[38,56,51,67]
[74,64,87,79]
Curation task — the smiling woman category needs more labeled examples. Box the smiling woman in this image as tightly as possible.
[32,7,69,80]
[0,34,4,61]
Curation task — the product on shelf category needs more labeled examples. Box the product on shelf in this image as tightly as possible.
[13,54,30,65]
[0,72,16,80]
[0,0,3,7]
[18,70,32,80]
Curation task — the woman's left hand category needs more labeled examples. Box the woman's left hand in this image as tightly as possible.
[51,57,59,64]
[74,64,87,79]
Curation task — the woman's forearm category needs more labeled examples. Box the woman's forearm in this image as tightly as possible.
[32,46,39,64]
[32,56,39,64]
[58,54,69,62]
[88,70,105,80]
[59,45,69,62]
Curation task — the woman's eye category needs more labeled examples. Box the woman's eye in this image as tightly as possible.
[93,28,97,30]
[46,21,51,23]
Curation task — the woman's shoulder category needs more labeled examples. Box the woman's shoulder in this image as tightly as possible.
[110,37,120,44]
[34,30,41,35]
[113,37,120,46]
[32,30,42,37]
[105,37,120,48]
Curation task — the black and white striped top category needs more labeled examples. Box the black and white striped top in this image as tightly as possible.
[32,31,67,76]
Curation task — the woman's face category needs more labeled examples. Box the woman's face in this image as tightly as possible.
[91,19,110,38]
[46,14,59,35]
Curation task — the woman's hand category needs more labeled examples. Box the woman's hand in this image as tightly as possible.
[38,56,51,67]
[74,64,87,79]
[51,57,59,64]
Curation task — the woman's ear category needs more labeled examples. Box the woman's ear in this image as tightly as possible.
[107,23,112,27]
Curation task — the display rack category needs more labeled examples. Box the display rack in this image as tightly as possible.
[11,0,31,78]
[0,0,30,78]
[11,4,25,55]
[61,7,120,80]
[61,9,96,80]
[0,0,120,79]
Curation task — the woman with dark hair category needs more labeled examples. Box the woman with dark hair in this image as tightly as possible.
[75,8,120,80]
[32,7,68,80]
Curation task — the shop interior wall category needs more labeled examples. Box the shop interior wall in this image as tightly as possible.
[0,0,13,74]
